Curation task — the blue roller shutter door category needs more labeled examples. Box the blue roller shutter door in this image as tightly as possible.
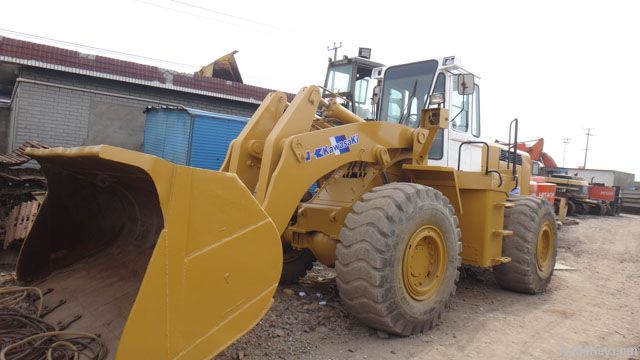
[189,115,246,170]
[143,109,191,165]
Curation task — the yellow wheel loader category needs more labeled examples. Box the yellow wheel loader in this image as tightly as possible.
[15,57,557,359]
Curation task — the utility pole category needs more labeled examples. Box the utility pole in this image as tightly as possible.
[327,42,342,61]
[583,128,595,169]
[562,138,571,167]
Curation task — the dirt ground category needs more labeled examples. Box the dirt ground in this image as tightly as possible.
[219,214,640,360]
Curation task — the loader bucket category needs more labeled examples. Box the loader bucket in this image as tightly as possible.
[17,145,282,359]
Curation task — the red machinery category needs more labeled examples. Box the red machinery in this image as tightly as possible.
[495,138,557,169]
[530,176,556,205]
[513,138,558,168]
[495,138,558,205]
[497,138,620,216]
[588,184,616,202]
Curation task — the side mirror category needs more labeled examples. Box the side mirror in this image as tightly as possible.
[457,74,475,95]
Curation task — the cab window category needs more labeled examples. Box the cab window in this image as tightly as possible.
[407,97,419,127]
[386,89,403,123]
[325,64,352,93]
[379,60,438,124]
[354,76,374,119]
[427,72,446,160]
[471,84,480,137]
[450,75,469,133]
[432,73,446,99]
[429,130,444,160]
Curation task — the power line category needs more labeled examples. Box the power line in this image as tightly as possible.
[0,28,199,69]
[562,137,571,167]
[131,0,247,28]
[583,128,595,168]
[170,0,287,31]
[131,0,289,34]
[327,42,343,61]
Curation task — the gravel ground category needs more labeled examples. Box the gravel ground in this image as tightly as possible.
[218,214,640,360]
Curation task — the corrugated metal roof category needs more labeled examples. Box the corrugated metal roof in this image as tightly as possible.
[0,36,295,104]
[144,106,249,122]
[184,107,248,122]
[0,95,10,107]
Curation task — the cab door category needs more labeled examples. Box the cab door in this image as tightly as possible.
[422,72,448,166]
[446,75,482,171]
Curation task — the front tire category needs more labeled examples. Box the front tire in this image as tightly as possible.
[494,196,557,294]
[336,183,461,335]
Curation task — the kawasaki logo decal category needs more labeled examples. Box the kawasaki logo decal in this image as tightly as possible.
[305,134,359,161]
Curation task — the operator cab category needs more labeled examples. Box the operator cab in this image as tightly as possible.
[377,56,482,169]
[323,52,483,171]
[323,50,383,119]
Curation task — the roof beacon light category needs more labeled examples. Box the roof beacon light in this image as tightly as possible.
[442,56,456,66]
[358,47,372,60]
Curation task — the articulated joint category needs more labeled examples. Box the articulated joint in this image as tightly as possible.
[283,230,338,266]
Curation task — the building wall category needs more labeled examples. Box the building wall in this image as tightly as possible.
[0,107,9,152]
[614,172,635,189]
[569,169,615,186]
[568,168,635,188]
[8,67,258,150]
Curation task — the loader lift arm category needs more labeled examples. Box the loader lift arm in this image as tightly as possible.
[224,85,443,235]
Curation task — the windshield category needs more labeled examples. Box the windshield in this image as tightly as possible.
[378,60,439,128]
[324,64,353,93]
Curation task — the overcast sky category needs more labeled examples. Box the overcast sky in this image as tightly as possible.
[2,0,639,178]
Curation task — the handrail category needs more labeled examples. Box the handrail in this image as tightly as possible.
[457,141,503,187]
[508,118,519,192]
[507,118,519,178]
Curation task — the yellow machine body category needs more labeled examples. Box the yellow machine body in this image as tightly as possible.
[17,84,531,358]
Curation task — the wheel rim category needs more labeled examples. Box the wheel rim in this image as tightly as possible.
[536,222,554,273]
[402,225,447,301]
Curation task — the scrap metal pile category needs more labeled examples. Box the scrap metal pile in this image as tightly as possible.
[0,141,50,168]
[0,277,108,359]
[0,142,47,256]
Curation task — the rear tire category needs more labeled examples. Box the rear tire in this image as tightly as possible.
[566,200,575,216]
[279,246,315,285]
[336,183,461,335]
[599,204,607,216]
[573,201,587,215]
[494,196,557,294]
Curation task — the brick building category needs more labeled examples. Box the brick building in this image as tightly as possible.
[0,36,289,153]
